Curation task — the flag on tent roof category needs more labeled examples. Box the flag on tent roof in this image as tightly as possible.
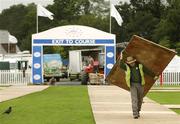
[37,4,54,20]
[111,4,123,26]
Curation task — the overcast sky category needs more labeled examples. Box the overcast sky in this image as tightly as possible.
[0,0,130,12]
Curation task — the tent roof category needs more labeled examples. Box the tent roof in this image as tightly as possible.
[9,34,17,44]
[164,55,180,72]
[32,25,115,39]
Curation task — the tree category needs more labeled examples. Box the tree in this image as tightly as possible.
[0,0,108,55]
[152,0,180,49]
[113,0,162,43]
[0,4,29,46]
[126,11,159,41]
[176,42,180,55]
[159,36,171,48]
[76,14,109,31]
[50,0,91,21]
[1,0,179,55]
[89,0,109,17]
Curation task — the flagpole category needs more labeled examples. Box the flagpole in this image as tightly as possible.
[36,4,38,33]
[109,0,111,33]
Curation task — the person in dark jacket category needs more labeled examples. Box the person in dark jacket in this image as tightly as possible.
[120,56,158,119]
[125,56,144,119]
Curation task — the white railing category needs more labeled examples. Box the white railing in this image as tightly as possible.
[155,72,180,85]
[0,70,31,86]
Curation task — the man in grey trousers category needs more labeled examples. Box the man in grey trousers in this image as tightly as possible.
[125,56,144,119]
[120,56,158,119]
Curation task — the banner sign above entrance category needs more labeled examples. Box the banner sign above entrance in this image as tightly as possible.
[33,39,114,45]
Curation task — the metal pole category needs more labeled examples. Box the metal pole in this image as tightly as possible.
[36,4,38,33]
[160,73,163,86]
[109,0,111,33]
[8,36,10,54]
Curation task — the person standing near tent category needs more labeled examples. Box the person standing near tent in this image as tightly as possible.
[120,55,158,119]
[88,55,94,67]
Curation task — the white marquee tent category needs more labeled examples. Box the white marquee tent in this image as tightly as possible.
[32,25,116,84]
[164,55,180,72]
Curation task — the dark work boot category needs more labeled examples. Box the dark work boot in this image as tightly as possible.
[133,116,138,119]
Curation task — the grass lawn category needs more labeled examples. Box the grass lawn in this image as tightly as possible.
[147,92,180,104]
[0,86,95,124]
[147,92,180,114]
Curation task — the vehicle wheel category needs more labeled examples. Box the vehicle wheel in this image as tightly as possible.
[81,71,88,85]
[57,78,60,82]
[65,72,68,78]
[77,74,81,81]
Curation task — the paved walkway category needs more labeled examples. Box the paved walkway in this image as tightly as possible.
[88,86,180,124]
[0,85,49,102]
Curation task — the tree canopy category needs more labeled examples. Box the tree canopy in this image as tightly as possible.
[0,0,179,57]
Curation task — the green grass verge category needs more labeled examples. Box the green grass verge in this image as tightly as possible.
[147,92,180,114]
[0,86,95,124]
[147,92,180,104]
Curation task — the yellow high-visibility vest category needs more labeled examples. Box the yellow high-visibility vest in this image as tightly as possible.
[125,64,145,87]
